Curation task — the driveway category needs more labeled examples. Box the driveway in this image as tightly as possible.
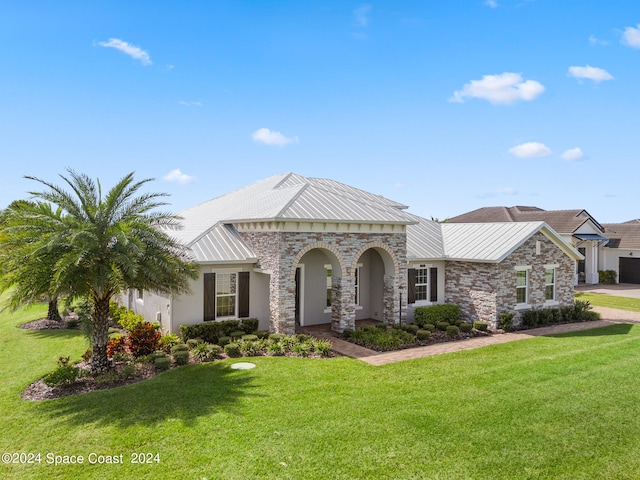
[575,283,640,299]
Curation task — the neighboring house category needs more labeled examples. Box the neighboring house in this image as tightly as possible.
[601,220,640,284]
[448,206,607,285]
[125,174,582,333]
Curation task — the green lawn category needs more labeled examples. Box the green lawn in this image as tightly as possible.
[575,291,640,312]
[3,304,640,479]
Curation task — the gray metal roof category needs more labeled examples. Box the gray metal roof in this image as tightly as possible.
[440,221,582,262]
[188,224,258,263]
[406,215,445,259]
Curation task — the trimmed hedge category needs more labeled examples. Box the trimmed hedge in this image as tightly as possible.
[520,301,600,329]
[414,304,461,328]
[598,270,617,284]
[180,318,259,344]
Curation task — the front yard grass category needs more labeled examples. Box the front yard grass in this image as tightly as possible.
[575,291,640,312]
[3,303,640,479]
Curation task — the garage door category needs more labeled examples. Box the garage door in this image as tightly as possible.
[619,257,640,284]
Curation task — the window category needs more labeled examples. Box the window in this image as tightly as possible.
[203,271,249,321]
[544,265,559,302]
[216,273,237,318]
[136,289,144,301]
[516,268,529,304]
[408,266,438,304]
[415,268,428,301]
[325,265,332,312]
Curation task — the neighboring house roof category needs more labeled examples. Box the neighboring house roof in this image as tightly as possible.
[170,173,416,262]
[602,223,640,250]
[407,219,582,263]
[448,206,605,234]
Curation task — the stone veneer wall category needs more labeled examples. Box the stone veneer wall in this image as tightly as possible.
[239,230,407,334]
[445,232,575,329]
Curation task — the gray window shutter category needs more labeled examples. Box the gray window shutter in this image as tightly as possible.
[204,273,216,321]
[238,272,250,318]
[408,269,416,304]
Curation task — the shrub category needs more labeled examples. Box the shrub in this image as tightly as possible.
[436,321,450,331]
[347,327,415,351]
[574,300,592,321]
[400,324,419,334]
[95,370,119,385]
[173,350,190,365]
[43,358,80,387]
[154,357,172,371]
[230,330,246,339]
[224,343,241,357]
[292,342,312,357]
[187,338,203,349]
[314,339,333,357]
[446,325,460,337]
[459,322,473,333]
[119,310,146,332]
[521,310,539,328]
[295,333,311,342]
[109,301,128,323]
[598,270,617,285]
[218,336,232,346]
[171,344,189,354]
[240,318,259,334]
[193,343,214,362]
[374,323,388,330]
[208,344,223,357]
[498,313,514,331]
[268,333,285,342]
[159,334,182,353]
[473,321,488,332]
[416,329,431,340]
[179,319,242,344]
[242,334,259,341]
[422,323,436,332]
[146,351,167,363]
[414,304,461,328]
[582,310,601,322]
[65,318,80,329]
[120,364,136,380]
[239,340,257,356]
[128,322,162,357]
[256,330,270,339]
[267,342,285,356]
[107,336,128,357]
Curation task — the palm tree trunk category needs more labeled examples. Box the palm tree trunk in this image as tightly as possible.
[90,297,111,374]
[47,295,62,322]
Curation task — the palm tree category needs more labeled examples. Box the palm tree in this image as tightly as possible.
[0,200,65,321]
[0,171,199,373]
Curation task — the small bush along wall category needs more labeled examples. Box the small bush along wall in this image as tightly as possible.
[414,304,461,328]
[519,300,600,329]
[180,318,259,343]
[598,270,617,285]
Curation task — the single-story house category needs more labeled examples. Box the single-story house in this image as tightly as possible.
[448,206,607,285]
[601,220,640,284]
[125,174,582,333]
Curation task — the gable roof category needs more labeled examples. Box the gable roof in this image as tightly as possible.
[407,219,582,263]
[602,223,640,250]
[171,173,416,262]
[448,206,605,234]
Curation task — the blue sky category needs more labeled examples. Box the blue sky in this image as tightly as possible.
[1,1,639,222]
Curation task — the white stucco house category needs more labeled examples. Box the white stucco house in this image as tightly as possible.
[600,220,640,284]
[125,174,582,335]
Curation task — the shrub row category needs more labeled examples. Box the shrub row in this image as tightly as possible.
[520,300,600,329]
[414,304,461,328]
[179,318,259,344]
[598,270,617,285]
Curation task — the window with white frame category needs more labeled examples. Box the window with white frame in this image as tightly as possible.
[545,264,558,302]
[216,272,237,318]
[515,267,530,304]
[136,289,144,301]
[415,268,428,302]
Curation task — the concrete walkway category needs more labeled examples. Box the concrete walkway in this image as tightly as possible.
[315,306,640,366]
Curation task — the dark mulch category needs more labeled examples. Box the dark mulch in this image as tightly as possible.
[22,361,158,402]
[20,318,68,330]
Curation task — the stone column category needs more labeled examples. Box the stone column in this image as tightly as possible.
[331,274,356,333]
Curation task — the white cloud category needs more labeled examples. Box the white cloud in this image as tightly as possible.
[568,65,613,83]
[589,34,608,46]
[251,128,298,146]
[508,142,551,158]
[97,38,152,66]
[622,24,640,48]
[450,72,544,105]
[485,0,498,8]
[561,147,584,161]
[163,169,196,184]
[353,5,372,26]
